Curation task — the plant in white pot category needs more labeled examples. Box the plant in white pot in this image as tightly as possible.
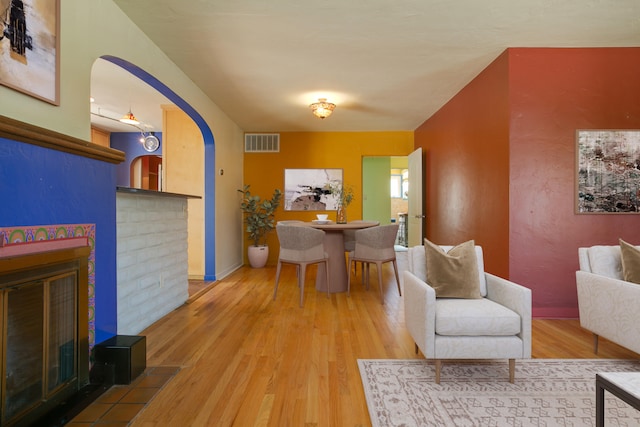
[238,185,282,268]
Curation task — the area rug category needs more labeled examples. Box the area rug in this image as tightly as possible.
[358,359,640,427]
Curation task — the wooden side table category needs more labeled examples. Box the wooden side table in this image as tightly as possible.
[596,372,640,426]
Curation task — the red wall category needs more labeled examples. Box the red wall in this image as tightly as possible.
[509,48,640,317]
[415,47,640,318]
[415,50,511,277]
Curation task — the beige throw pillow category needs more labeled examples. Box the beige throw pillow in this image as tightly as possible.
[619,239,640,284]
[424,239,482,298]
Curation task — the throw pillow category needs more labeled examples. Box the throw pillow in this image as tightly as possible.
[424,239,482,298]
[619,238,640,284]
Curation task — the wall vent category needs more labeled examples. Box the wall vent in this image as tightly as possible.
[244,133,280,153]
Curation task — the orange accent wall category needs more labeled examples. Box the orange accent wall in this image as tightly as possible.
[415,47,640,318]
[243,131,414,265]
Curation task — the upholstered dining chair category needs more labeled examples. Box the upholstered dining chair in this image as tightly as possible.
[343,220,367,277]
[403,241,532,383]
[346,223,401,304]
[274,224,330,307]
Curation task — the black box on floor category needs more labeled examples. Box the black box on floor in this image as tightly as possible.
[94,335,146,384]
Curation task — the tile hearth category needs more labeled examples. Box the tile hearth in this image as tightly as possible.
[66,366,179,426]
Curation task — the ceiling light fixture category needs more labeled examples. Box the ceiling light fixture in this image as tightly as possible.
[119,109,140,125]
[309,98,336,119]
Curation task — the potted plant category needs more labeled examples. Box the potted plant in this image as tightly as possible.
[238,185,282,267]
[330,183,354,223]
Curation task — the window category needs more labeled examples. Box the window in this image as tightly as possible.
[390,174,402,198]
[391,170,409,199]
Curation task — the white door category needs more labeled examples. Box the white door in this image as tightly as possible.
[408,148,424,247]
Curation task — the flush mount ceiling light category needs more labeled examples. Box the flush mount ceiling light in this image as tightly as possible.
[119,109,140,125]
[309,98,336,119]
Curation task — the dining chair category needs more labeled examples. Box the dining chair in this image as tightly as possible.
[274,224,330,307]
[347,223,401,304]
[343,220,367,277]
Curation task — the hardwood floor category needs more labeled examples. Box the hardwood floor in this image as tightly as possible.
[129,257,639,426]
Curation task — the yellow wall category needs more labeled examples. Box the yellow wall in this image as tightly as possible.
[243,131,414,265]
[162,106,205,278]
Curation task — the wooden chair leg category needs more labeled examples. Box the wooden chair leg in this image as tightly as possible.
[324,260,330,299]
[377,261,384,304]
[414,343,419,354]
[298,264,306,307]
[392,259,401,296]
[365,263,370,290]
[347,258,353,296]
[435,360,442,384]
[509,359,515,383]
[593,333,599,354]
[273,261,282,300]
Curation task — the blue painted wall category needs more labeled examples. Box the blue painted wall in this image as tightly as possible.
[0,137,118,343]
[111,132,163,187]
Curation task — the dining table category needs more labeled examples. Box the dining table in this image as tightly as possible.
[304,220,379,293]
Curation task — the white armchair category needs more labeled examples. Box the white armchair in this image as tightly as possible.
[576,245,640,355]
[403,244,532,383]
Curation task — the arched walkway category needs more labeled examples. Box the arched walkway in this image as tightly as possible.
[100,55,217,280]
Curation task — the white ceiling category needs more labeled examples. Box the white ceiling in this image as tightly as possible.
[90,59,170,133]
[91,0,640,133]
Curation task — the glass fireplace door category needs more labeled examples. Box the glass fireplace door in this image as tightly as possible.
[2,271,78,425]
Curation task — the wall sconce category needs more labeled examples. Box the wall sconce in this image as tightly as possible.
[309,98,336,119]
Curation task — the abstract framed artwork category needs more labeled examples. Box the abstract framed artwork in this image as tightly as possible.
[0,0,60,105]
[577,130,640,213]
[284,168,342,211]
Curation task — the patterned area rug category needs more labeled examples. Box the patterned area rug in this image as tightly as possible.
[358,359,640,427]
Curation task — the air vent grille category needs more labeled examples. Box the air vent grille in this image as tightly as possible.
[244,133,280,152]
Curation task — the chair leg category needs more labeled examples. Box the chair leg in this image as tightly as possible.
[347,258,353,296]
[273,260,282,300]
[392,259,401,296]
[324,260,330,299]
[376,261,384,304]
[414,343,419,354]
[435,360,442,384]
[509,359,515,383]
[593,333,599,354]
[364,263,370,290]
[299,264,307,307]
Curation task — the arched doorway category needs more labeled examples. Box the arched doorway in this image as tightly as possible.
[93,56,217,280]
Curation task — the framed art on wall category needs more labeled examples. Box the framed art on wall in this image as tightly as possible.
[577,130,640,213]
[0,0,60,105]
[284,168,342,211]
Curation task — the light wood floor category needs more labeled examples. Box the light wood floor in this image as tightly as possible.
[130,259,639,427]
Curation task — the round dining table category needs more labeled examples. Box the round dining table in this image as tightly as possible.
[304,220,379,293]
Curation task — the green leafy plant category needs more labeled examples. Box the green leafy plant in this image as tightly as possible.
[330,182,354,207]
[238,185,283,246]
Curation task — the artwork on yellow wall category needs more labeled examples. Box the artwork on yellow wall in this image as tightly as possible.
[0,0,60,104]
[284,168,342,211]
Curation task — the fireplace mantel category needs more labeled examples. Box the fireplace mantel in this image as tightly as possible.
[0,236,89,259]
[0,114,125,164]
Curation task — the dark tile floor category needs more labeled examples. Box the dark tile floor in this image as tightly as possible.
[66,366,179,426]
